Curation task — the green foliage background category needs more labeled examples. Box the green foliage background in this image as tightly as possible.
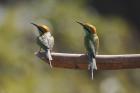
[0,0,140,93]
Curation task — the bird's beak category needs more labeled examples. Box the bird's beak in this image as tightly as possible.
[76,21,85,26]
[31,23,39,28]
[31,23,43,34]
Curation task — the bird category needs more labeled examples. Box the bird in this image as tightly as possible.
[76,21,99,80]
[31,23,54,68]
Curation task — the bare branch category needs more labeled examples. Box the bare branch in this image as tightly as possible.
[36,52,140,70]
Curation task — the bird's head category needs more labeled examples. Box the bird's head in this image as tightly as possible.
[31,23,50,35]
[76,21,96,34]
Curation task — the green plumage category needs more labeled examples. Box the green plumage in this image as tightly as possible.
[84,33,99,56]
[84,29,99,79]
[76,21,99,79]
[31,23,54,68]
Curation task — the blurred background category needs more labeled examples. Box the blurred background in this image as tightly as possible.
[0,0,140,93]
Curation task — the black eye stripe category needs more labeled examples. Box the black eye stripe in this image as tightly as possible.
[84,27,91,33]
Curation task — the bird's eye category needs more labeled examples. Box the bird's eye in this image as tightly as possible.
[84,27,91,33]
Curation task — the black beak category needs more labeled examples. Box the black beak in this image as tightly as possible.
[76,21,85,26]
[31,22,41,31]
[76,21,90,33]
[31,22,44,34]
[31,23,39,28]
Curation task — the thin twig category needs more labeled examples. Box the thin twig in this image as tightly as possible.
[36,52,140,70]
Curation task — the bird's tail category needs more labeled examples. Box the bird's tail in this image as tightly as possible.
[91,58,97,80]
[92,58,97,70]
[46,49,53,68]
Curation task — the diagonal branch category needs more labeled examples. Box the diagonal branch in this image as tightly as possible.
[36,52,140,70]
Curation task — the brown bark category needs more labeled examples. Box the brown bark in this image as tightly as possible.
[36,52,140,70]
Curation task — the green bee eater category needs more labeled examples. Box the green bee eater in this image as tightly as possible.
[31,23,54,68]
[77,21,99,79]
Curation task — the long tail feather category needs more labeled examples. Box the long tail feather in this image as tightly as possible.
[91,66,94,80]
[90,58,97,80]
[48,60,52,68]
[46,49,53,68]
[92,58,97,70]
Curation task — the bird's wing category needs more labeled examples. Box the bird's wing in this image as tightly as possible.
[94,35,99,54]
[89,40,96,56]
[49,36,54,50]
[39,33,54,50]
[89,35,99,56]
[39,36,49,48]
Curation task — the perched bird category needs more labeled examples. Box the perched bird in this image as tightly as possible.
[31,23,54,68]
[77,21,99,79]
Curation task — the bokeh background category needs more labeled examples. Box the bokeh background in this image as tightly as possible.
[0,0,140,93]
